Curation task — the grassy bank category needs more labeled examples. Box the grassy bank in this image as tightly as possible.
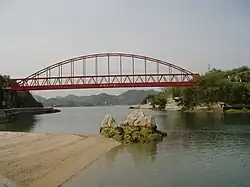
[183,109,216,113]
[224,109,250,113]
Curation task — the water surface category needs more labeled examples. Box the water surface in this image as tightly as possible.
[0,106,249,187]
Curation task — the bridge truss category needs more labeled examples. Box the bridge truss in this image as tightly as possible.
[10,53,199,91]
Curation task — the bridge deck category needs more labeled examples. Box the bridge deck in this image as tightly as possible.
[8,53,199,91]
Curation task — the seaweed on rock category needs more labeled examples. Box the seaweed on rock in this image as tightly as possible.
[100,111,167,143]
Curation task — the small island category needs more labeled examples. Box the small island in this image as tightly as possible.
[100,111,167,143]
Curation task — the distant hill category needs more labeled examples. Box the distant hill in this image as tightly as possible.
[33,90,158,107]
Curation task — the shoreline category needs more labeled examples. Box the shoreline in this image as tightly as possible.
[0,132,120,187]
[132,106,250,114]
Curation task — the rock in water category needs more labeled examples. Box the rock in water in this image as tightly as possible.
[100,111,167,143]
[126,111,145,126]
[144,116,156,128]
[126,111,156,128]
[101,114,118,128]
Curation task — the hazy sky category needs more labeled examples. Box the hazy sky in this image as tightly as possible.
[0,0,249,97]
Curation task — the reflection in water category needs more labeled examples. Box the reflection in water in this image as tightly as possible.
[105,142,158,167]
[125,142,157,164]
[223,113,250,125]
[0,115,37,132]
[155,111,250,132]
[64,128,250,187]
[61,109,250,187]
[1,107,248,187]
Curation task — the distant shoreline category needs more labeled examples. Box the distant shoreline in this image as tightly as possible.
[130,103,250,114]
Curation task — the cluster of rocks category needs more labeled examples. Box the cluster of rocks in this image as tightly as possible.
[100,111,167,143]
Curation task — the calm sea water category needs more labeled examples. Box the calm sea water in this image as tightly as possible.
[0,106,250,187]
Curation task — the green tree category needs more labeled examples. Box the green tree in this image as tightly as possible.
[0,74,43,108]
[163,66,250,111]
[150,93,168,110]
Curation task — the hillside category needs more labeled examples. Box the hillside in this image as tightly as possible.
[33,90,158,107]
[0,75,42,108]
[151,66,250,111]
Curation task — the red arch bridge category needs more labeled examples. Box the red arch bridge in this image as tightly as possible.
[9,53,199,91]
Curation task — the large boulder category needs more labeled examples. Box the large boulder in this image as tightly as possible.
[100,111,167,144]
[126,111,156,128]
[101,114,118,128]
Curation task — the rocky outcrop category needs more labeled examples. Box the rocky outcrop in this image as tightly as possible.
[101,115,118,128]
[125,111,156,128]
[100,111,167,143]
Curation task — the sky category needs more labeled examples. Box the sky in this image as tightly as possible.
[0,0,249,98]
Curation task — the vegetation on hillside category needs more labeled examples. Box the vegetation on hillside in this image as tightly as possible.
[0,75,43,108]
[150,66,250,111]
[142,89,169,110]
[34,90,158,107]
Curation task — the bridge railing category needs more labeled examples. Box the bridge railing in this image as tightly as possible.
[9,53,199,91]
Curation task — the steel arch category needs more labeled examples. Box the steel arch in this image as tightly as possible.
[10,53,199,91]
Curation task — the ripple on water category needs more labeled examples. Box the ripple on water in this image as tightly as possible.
[1,107,250,187]
[63,130,250,187]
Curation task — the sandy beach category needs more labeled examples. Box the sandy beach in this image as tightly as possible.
[0,132,120,187]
